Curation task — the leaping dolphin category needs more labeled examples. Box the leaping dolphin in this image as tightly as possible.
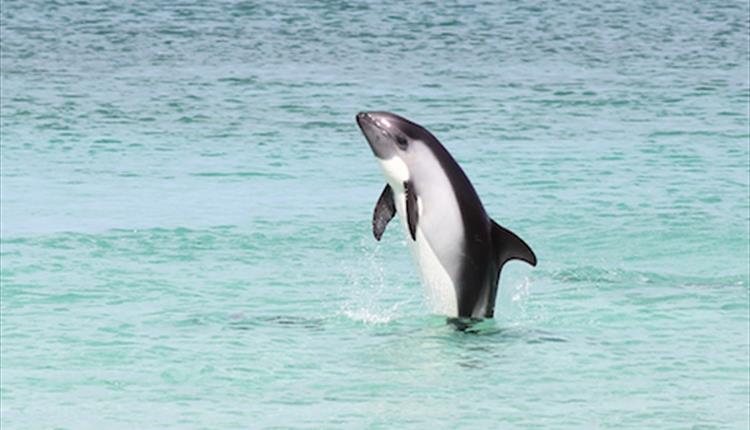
[356,111,537,319]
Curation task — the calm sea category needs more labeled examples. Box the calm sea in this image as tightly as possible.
[1,1,749,428]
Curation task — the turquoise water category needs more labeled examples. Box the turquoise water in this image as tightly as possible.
[1,0,749,428]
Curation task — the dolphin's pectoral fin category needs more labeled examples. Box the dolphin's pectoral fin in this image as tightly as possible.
[372,184,396,241]
[405,181,418,241]
[491,220,537,267]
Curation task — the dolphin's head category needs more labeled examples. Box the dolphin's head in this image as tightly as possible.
[356,111,438,184]
[356,111,429,160]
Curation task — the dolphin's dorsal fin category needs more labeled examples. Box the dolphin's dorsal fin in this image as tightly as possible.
[372,184,396,241]
[405,181,418,241]
[491,220,537,267]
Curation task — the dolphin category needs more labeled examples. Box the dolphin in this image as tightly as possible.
[356,111,537,319]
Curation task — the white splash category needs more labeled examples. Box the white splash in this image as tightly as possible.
[511,276,532,302]
[337,237,417,324]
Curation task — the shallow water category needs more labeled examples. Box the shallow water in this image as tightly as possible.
[1,0,749,428]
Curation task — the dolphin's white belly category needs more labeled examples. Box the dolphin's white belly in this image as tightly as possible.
[392,190,459,316]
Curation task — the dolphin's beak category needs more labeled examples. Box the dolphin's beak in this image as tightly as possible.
[357,112,384,158]
[356,111,372,128]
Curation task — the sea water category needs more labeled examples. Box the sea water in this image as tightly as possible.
[1,1,749,428]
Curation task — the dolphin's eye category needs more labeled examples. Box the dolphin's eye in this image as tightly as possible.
[396,136,408,149]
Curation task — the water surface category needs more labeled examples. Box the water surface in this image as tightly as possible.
[1,1,749,428]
